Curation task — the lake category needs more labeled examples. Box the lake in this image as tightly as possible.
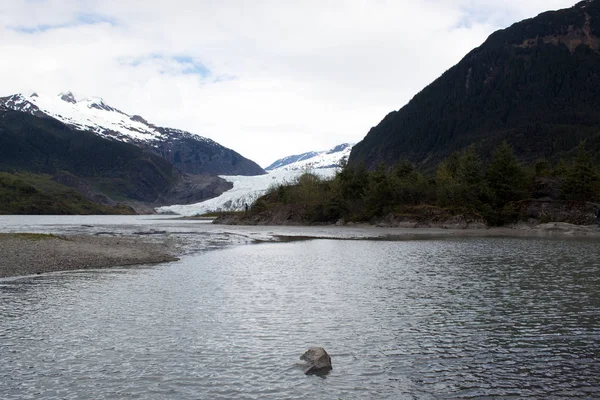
[1,216,599,398]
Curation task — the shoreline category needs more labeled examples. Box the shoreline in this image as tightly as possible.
[0,234,178,279]
[2,220,599,279]
[213,218,600,238]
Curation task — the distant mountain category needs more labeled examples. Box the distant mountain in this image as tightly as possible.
[265,151,320,171]
[0,92,265,176]
[0,108,232,210]
[266,143,353,171]
[159,143,353,215]
[350,0,600,170]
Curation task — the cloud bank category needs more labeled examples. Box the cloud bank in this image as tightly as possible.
[0,0,576,166]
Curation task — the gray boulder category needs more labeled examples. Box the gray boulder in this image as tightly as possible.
[300,347,332,375]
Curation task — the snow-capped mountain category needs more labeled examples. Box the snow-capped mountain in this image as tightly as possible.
[2,92,169,143]
[159,143,353,215]
[0,92,265,176]
[265,151,320,170]
[265,143,353,171]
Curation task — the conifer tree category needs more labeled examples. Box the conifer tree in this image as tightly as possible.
[561,141,600,201]
[365,163,392,216]
[436,147,486,208]
[485,141,528,208]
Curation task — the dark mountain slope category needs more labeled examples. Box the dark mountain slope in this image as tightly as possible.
[154,128,265,176]
[0,109,230,206]
[0,93,266,177]
[349,0,600,170]
[0,109,178,202]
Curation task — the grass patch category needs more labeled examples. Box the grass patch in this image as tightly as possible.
[0,172,136,215]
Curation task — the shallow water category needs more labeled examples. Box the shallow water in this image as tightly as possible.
[1,218,599,398]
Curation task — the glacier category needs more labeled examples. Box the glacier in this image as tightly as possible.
[157,143,353,216]
[156,168,338,216]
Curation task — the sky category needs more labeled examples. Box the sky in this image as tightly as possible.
[0,0,577,167]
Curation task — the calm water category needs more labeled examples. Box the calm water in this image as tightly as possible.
[1,218,599,399]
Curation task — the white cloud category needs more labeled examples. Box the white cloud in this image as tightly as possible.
[0,0,577,167]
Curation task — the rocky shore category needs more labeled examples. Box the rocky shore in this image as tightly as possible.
[0,234,178,278]
[3,209,599,280]
[213,208,600,239]
[214,200,600,231]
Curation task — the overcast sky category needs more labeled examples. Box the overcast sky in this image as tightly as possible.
[0,0,577,167]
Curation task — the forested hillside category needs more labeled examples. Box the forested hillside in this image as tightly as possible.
[0,109,180,203]
[350,0,600,170]
[0,109,232,212]
[234,141,600,226]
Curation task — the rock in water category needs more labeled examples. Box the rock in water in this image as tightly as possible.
[300,347,332,375]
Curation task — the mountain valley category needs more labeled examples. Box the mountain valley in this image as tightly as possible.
[0,92,264,213]
[159,143,353,215]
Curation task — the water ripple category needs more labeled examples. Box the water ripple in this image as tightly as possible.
[1,237,600,398]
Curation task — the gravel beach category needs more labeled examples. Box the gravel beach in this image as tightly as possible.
[1,221,598,279]
[0,234,178,278]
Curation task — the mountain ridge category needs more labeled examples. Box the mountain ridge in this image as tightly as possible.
[349,0,600,170]
[0,92,265,176]
[266,143,353,171]
[0,107,233,211]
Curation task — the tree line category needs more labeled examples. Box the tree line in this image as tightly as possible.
[253,141,600,226]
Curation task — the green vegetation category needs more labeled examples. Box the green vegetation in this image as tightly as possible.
[249,141,600,226]
[0,172,136,215]
[349,0,600,171]
[561,142,600,201]
[0,109,180,203]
